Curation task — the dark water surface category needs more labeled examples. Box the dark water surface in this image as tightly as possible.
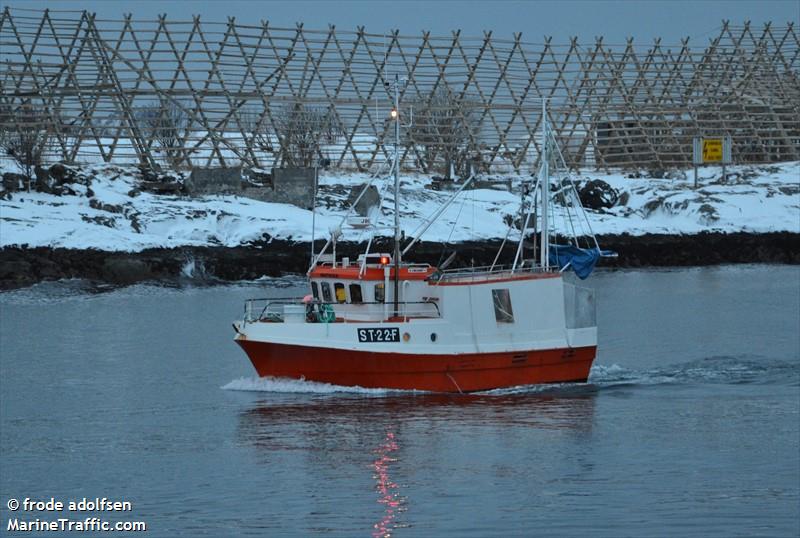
[1,266,798,537]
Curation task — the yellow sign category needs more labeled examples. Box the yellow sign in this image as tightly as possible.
[702,138,723,163]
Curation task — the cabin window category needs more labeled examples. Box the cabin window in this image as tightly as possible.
[492,289,514,323]
[321,282,332,302]
[349,283,363,304]
[311,281,319,300]
[334,283,347,303]
[375,283,385,303]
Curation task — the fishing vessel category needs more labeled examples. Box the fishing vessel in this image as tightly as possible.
[233,91,608,393]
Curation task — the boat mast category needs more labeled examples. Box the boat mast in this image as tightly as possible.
[310,166,317,263]
[540,99,549,269]
[392,73,401,316]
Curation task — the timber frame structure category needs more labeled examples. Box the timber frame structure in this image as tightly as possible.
[1,7,798,172]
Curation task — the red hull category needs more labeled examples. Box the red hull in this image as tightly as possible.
[236,340,596,392]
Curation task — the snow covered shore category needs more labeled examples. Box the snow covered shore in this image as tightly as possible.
[1,161,798,252]
[0,161,797,289]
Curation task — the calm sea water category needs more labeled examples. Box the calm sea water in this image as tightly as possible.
[1,266,798,537]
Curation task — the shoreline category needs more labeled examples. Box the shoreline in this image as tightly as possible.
[1,232,798,291]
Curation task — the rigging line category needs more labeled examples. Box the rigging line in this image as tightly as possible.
[442,181,469,250]
[574,177,601,251]
[436,201,466,267]
[511,176,540,272]
[568,186,587,249]
[490,219,513,271]
[532,182,538,267]
[555,134,601,252]
[548,150,567,248]
[470,177,476,266]
[561,173,580,247]
[556,179,568,248]
[547,164,557,261]
[402,173,476,256]
[549,128,601,251]
[306,167,384,273]
[491,176,535,271]
[570,186,591,250]
[541,130,559,256]
[512,199,533,272]
[371,164,397,238]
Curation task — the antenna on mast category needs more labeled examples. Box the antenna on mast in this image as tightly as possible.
[388,73,412,316]
[540,99,550,270]
[391,74,402,316]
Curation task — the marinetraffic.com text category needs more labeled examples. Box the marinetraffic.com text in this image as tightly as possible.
[6,497,146,533]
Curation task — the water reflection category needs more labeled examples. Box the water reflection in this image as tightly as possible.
[372,429,403,538]
[235,389,598,450]
[233,387,597,535]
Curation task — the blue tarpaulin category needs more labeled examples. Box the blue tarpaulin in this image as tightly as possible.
[548,244,614,279]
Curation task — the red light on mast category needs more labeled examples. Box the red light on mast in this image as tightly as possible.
[380,256,390,265]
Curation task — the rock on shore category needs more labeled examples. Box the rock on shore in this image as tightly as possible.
[1,232,798,290]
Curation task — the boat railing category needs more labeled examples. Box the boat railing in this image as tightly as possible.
[244,297,305,323]
[243,297,441,323]
[433,263,552,283]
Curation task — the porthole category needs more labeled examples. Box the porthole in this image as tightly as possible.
[403,332,411,342]
[430,333,437,342]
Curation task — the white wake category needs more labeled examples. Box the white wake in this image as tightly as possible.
[221,376,398,395]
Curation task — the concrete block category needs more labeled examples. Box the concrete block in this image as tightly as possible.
[346,183,381,216]
[187,167,242,194]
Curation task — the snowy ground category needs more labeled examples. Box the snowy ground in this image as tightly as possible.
[1,161,798,252]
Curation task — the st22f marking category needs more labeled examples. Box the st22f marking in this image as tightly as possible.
[357,327,400,343]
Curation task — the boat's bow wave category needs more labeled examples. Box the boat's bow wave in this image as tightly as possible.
[221,376,416,395]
